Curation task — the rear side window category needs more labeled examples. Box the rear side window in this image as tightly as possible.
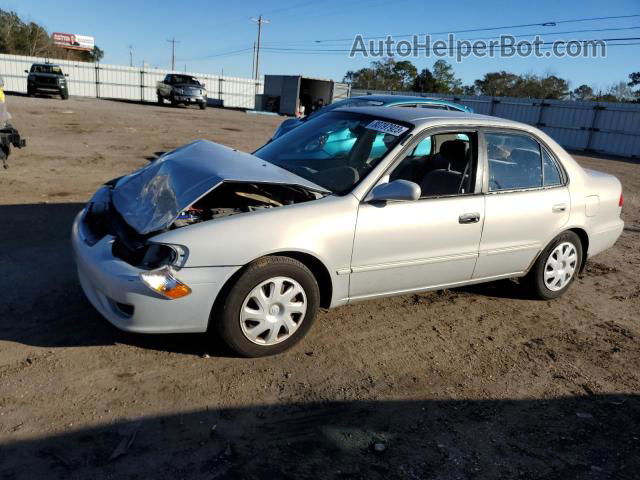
[542,148,562,186]
[419,104,448,110]
[486,132,543,191]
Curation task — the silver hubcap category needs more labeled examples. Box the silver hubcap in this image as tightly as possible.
[240,276,307,345]
[544,242,578,292]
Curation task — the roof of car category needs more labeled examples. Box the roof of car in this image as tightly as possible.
[352,94,466,106]
[336,105,525,129]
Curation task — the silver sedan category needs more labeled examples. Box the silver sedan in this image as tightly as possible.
[72,107,624,356]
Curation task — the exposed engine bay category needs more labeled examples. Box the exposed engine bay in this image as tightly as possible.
[171,181,323,228]
[83,180,324,268]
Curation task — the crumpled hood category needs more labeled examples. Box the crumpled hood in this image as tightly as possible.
[112,140,326,235]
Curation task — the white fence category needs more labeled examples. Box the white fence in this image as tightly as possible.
[0,53,263,109]
[352,89,640,158]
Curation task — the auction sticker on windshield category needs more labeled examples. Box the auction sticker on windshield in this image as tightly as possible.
[366,120,409,136]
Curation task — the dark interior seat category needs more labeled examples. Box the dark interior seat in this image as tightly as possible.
[419,140,469,196]
[431,140,467,171]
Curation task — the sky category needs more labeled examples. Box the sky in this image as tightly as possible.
[2,0,639,90]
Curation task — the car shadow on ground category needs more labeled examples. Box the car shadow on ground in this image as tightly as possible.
[0,202,232,357]
[1,395,638,479]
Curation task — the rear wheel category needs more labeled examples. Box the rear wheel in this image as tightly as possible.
[216,256,320,357]
[157,94,163,105]
[523,231,582,300]
[199,101,206,110]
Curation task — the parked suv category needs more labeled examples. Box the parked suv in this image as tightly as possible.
[157,74,207,109]
[26,63,69,99]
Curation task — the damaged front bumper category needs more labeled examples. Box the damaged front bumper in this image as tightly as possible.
[71,210,239,333]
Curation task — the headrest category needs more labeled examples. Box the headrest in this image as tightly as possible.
[439,140,468,171]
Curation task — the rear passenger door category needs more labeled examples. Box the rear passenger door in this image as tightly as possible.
[473,130,570,279]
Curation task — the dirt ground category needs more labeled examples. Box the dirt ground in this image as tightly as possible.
[0,95,638,479]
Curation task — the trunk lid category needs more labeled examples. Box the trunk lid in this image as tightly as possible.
[112,140,326,234]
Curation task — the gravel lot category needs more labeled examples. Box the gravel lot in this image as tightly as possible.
[1,95,639,479]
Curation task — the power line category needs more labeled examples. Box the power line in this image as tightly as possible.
[262,13,640,45]
[262,25,640,47]
[259,37,640,54]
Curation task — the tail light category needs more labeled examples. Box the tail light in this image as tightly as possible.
[619,193,624,207]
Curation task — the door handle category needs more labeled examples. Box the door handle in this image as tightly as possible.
[459,212,480,224]
[552,203,567,213]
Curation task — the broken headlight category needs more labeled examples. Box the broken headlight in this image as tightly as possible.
[140,243,187,269]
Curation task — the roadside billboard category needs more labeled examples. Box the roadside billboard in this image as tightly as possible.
[52,32,95,51]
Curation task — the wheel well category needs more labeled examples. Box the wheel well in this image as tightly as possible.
[209,252,334,331]
[569,228,589,272]
[270,251,333,309]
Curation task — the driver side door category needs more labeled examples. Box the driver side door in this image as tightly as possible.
[349,130,485,300]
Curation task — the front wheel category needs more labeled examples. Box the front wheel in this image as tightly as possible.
[215,256,320,357]
[61,90,69,100]
[199,101,206,110]
[523,231,582,300]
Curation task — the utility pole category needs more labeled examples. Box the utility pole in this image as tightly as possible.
[167,37,179,71]
[250,16,270,81]
[128,45,133,67]
[251,41,256,79]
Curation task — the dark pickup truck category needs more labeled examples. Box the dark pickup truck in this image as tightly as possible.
[26,63,69,99]
[157,74,207,109]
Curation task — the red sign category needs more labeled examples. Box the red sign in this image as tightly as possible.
[52,32,95,51]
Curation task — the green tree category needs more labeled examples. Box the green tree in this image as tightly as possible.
[474,71,521,97]
[432,59,462,93]
[411,68,437,93]
[343,58,418,91]
[474,71,569,99]
[628,72,640,100]
[0,9,105,62]
[573,84,594,101]
[81,46,104,63]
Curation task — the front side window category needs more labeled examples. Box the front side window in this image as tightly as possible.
[390,131,477,197]
[486,132,543,191]
[255,112,411,194]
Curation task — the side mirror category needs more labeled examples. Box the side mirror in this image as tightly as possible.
[65,73,69,77]
[24,70,29,74]
[366,179,421,203]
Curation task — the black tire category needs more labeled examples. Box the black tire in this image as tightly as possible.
[199,101,206,110]
[61,90,69,100]
[157,94,163,105]
[215,256,320,357]
[27,87,34,97]
[523,231,583,300]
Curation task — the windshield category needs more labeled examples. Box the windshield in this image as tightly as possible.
[255,111,412,194]
[172,75,200,85]
[31,64,63,75]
